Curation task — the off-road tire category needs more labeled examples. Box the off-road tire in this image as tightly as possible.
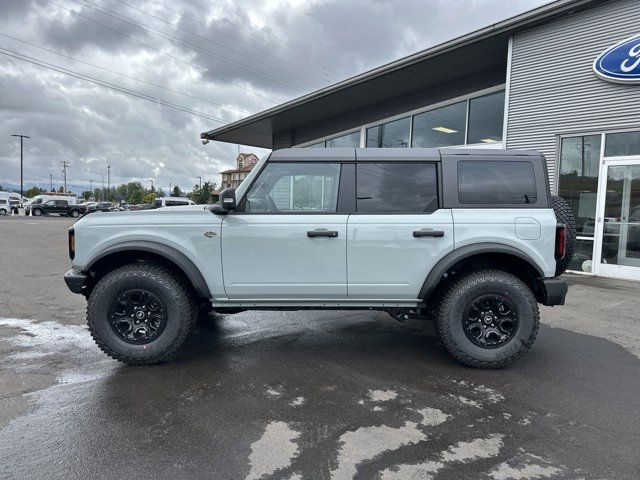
[551,195,576,276]
[32,208,42,216]
[435,269,539,369]
[87,263,198,365]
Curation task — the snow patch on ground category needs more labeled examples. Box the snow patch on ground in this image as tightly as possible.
[368,389,398,402]
[441,434,504,463]
[330,422,426,479]
[380,460,443,480]
[453,395,483,409]
[474,385,505,404]
[489,460,562,479]
[289,396,305,406]
[246,421,300,480]
[416,407,450,426]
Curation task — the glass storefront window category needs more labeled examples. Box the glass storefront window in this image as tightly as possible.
[605,131,640,157]
[558,135,601,237]
[366,117,410,148]
[411,101,466,147]
[307,141,325,148]
[568,238,594,272]
[467,91,505,144]
[326,131,360,148]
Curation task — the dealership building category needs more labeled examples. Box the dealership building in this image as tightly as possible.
[202,0,640,281]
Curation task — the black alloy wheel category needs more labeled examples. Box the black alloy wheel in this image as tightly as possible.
[463,294,519,348]
[108,289,167,344]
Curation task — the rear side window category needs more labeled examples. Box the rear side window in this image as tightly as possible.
[165,200,188,206]
[356,163,438,213]
[458,161,537,205]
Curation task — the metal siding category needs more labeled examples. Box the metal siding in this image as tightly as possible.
[506,0,640,191]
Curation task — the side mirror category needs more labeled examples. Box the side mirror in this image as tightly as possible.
[210,187,236,214]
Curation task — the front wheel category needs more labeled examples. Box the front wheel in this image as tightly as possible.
[69,209,80,218]
[87,263,198,365]
[435,269,539,369]
[0,208,6,216]
[32,208,42,216]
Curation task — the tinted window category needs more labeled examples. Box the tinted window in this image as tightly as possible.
[458,161,537,204]
[245,162,341,213]
[327,131,360,148]
[0,200,6,205]
[467,91,505,145]
[356,163,438,213]
[412,101,466,147]
[559,135,601,237]
[605,131,640,157]
[165,200,189,206]
[366,117,410,148]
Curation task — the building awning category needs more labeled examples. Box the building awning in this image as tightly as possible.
[201,0,603,149]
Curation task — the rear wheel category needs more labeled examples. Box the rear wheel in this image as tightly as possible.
[87,263,198,365]
[32,208,42,216]
[69,209,80,218]
[551,195,576,276]
[436,269,539,368]
[0,208,6,216]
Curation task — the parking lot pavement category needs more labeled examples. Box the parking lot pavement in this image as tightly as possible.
[1,217,639,479]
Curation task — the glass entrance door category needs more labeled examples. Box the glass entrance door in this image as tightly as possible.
[595,159,640,280]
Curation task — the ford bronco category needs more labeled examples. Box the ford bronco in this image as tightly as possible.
[64,148,574,368]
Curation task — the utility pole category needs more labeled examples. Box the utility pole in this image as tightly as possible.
[60,160,69,193]
[89,179,94,200]
[148,179,154,191]
[169,183,172,195]
[101,174,105,201]
[50,174,53,191]
[196,176,202,189]
[107,165,111,202]
[11,134,29,200]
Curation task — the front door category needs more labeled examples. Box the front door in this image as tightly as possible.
[221,161,347,299]
[595,158,640,280]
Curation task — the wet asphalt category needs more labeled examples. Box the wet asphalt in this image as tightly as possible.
[1,216,639,480]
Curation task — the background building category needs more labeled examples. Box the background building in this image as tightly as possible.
[203,0,640,282]
[220,153,259,189]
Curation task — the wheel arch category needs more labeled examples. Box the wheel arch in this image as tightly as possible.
[420,243,545,302]
[84,241,211,299]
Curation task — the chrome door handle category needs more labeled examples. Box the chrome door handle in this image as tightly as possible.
[307,230,339,238]
[413,229,445,238]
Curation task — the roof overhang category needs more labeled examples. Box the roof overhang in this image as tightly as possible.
[201,0,605,149]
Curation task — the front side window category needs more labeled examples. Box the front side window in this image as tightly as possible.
[411,101,466,147]
[366,117,410,148]
[356,163,438,213]
[458,161,537,205]
[245,162,341,213]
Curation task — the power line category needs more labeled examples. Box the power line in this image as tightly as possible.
[110,0,327,89]
[181,0,339,81]
[66,0,314,93]
[151,0,333,82]
[0,31,251,115]
[47,0,279,104]
[0,47,229,123]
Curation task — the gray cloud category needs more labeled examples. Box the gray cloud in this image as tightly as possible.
[0,0,548,194]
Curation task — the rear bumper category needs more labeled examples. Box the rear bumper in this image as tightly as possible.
[64,268,87,294]
[541,277,568,306]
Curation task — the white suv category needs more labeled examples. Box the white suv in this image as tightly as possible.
[64,148,574,368]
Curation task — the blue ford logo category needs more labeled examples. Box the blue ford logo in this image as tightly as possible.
[594,34,640,83]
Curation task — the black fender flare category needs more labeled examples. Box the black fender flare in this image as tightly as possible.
[419,243,545,300]
[85,240,211,299]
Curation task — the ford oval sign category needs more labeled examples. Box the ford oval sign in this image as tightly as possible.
[594,34,640,84]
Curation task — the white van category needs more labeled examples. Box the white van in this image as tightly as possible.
[153,197,196,208]
[0,191,22,215]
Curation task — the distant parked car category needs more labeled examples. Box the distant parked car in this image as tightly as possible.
[153,197,196,208]
[29,199,85,218]
[85,202,118,214]
[0,198,10,215]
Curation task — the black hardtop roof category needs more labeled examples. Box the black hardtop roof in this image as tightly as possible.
[268,147,542,162]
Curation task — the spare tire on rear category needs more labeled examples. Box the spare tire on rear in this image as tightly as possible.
[551,195,576,276]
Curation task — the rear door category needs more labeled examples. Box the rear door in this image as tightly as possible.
[221,159,349,299]
[347,156,454,300]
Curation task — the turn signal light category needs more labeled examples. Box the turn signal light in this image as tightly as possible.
[68,228,75,260]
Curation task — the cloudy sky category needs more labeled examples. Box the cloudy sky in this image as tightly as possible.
[0,0,549,194]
